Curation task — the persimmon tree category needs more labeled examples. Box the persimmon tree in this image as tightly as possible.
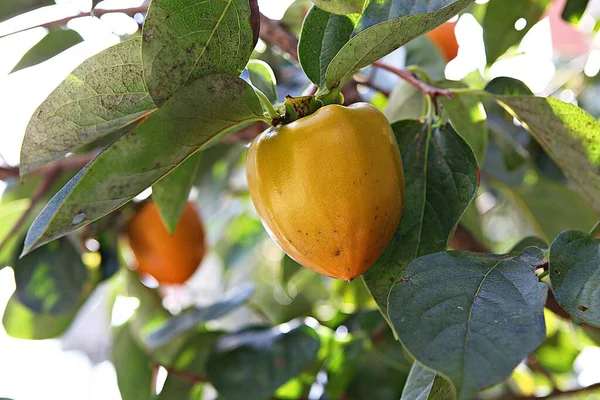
[1,0,600,399]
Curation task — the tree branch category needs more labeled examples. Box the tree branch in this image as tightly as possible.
[0,167,60,253]
[373,61,453,101]
[0,0,151,39]
[0,150,99,181]
[259,14,299,61]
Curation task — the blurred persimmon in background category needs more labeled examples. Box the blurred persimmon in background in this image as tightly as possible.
[127,201,205,284]
[426,21,459,61]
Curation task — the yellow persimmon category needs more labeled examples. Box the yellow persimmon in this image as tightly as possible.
[246,103,405,280]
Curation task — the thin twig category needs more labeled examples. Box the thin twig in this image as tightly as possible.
[155,363,307,400]
[155,364,209,384]
[0,150,99,181]
[373,61,453,100]
[259,14,299,61]
[0,0,151,39]
[0,167,60,252]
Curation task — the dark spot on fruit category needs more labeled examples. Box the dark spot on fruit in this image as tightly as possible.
[334,249,341,256]
[577,305,589,312]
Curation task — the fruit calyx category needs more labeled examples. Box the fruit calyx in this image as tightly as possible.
[277,88,344,125]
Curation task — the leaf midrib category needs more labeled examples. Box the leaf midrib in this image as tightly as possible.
[184,0,233,86]
[460,258,503,396]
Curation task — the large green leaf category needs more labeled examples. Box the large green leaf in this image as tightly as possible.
[0,0,53,22]
[500,177,600,241]
[142,0,256,105]
[14,237,89,314]
[245,60,278,103]
[146,283,255,348]
[401,363,452,400]
[384,81,423,123]
[22,75,264,254]
[482,0,550,64]
[112,323,154,400]
[310,0,365,14]
[20,38,155,174]
[298,6,358,86]
[153,152,202,234]
[389,247,548,400]
[363,122,478,319]
[2,293,78,339]
[207,321,320,400]
[324,0,474,88]
[549,230,600,326]
[486,85,600,213]
[441,84,488,165]
[11,29,83,73]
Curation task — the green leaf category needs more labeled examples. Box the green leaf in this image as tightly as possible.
[536,326,580,373]
[310,0,365,14]
[441,84,489,165]
[324,0,474,88]
[298,6,358,86]
[500,177,600,241]
[325,337,365,398]
[549,230,600,326]
[482,0,550,64]
[20,38,155,174]
[142,0,255,105]
[384,81,423,123]
[401,363,436,400]
[2,293,78,339]
[112,323,154,400]
[281,255,303,285]
[401,363,452,400]
[485,76,533,96]
[11,29,83,73]
[207,321,320,400]
[14,237,89,314]
[0,199,31,266]
[157,332,222,400]
[389,247,548,400]
[246,59,278,103]
[0,0,53,22]
[508,236,548,255]
[153,152,202,234]
[363,122,478,319]
[22,75,264,254]
[487,86,600,213]
[281,0,313,36]
[145,283,255,349]
[405,36,447,81]
[562,0,589,23]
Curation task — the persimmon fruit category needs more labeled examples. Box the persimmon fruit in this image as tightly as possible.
[246,103,405,281]
[426,21,459,62]
[127,201,205,284]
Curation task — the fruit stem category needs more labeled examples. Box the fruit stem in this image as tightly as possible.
[253,87,281,121]
[537,270,549,281]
